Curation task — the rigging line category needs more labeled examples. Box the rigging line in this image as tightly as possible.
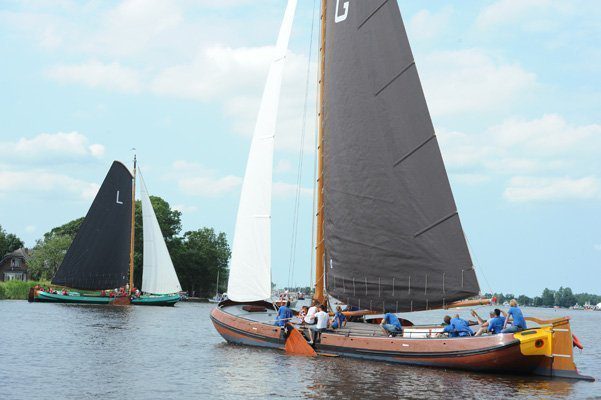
[287,0,318,288]
[464,231,494,296]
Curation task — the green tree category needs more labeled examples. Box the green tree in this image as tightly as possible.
[171,228,231,296]
[132,196,182,287]
[27,234,72,280]
[555,287,576,308]
[517,295,532,306]
[0,225,24,257]
[43,217,84,240]
[541,288,555,307]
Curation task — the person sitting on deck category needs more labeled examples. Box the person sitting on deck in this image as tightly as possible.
[304,301,319,325]
[308,304,329,345]
[298,306,308,323]
[275,301,293,327]
[380,312,403,337]
[331,306,347,330]
[472,309,506,336]
[501,299,527,333]
[439,314,474,337]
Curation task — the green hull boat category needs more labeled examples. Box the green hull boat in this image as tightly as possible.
[31,290,180,306]
[33,291,119,304]
[131,294,181,307]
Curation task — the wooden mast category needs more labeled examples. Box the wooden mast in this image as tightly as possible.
[314,0,327,305]
[129,154,137,293]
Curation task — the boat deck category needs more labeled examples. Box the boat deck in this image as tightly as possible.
[222,304,446,339]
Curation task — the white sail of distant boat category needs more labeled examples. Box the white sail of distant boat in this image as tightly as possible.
[139,168,182,295]
[227,0,298,302]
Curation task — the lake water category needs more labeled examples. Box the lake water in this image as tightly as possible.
[1,302,599,399]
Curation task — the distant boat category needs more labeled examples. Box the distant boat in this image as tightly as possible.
[208,271,224,303]
[211,0,592,381]
[30,159,180,306]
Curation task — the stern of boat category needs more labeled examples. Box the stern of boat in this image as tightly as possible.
[517,316,594,381]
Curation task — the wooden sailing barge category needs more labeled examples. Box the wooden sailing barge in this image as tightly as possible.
[30,160,181,306]
[211,0,593,380]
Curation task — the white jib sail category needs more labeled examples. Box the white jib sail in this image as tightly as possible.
[227,0,298,302]
[139,168,182,295]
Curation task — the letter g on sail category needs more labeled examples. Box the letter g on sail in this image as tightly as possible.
[335,0,349,23]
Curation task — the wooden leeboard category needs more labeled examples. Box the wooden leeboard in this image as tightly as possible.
[285,327,317,357]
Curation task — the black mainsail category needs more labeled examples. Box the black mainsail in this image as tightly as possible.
[322,0,479,312]
[52,161,133,290]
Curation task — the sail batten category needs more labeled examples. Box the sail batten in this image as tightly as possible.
[139,169,182,295]
[322,0,480,312]
[227,0,297,302]
[52,161,133,290]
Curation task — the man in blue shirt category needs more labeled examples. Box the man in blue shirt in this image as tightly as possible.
[380,312,403,337]
[502,299,527,333]
[440,314,474,337]
[331,306,347,330]
[274,301,293,327]
[472,309,506,336]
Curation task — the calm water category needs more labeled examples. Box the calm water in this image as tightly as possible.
[1,302,599,399]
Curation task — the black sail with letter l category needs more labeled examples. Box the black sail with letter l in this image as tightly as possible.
[52,161,133,290]
[322,0,480,312]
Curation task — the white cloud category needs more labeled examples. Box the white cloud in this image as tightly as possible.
[488,114,601,157]
[151,45,274,101]
[151,45,317,152]
[438,129,492,169]
[439,115,601,175]
[503,176,601,202]
[273,182,312,198]
[476,0,569,31]
[408,8,453,41]
[47,61,142,93]
[172,161,242,197]
[420,49,537,117]
[438,115,601,201]
[25,225,37,233]
[96,0,183,57]
[0,169,99,201]
[170,160,311,199]
[0,132,105,164]
[450,173,491,186]
[594,244,601,251]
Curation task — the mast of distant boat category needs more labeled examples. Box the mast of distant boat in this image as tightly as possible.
[314,0,327,305]
[215,270,220,299]
[129,154,137,293]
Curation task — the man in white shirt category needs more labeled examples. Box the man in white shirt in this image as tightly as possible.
[308,304,329,344]
[304,301,318,324]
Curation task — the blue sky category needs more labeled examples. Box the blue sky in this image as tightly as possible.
[0,0,599,296]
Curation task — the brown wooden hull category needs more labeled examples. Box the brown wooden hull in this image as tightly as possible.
[210,305,593,381]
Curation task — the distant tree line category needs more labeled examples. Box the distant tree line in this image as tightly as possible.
[485,287,601,308]
[26,196,230,297]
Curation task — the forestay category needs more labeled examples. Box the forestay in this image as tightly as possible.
[227,0,298,302]
[139,169,182,295]
[322,0,480,312]
[52,161,132,290]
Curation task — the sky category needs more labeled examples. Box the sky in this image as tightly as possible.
[0,0,599,296]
